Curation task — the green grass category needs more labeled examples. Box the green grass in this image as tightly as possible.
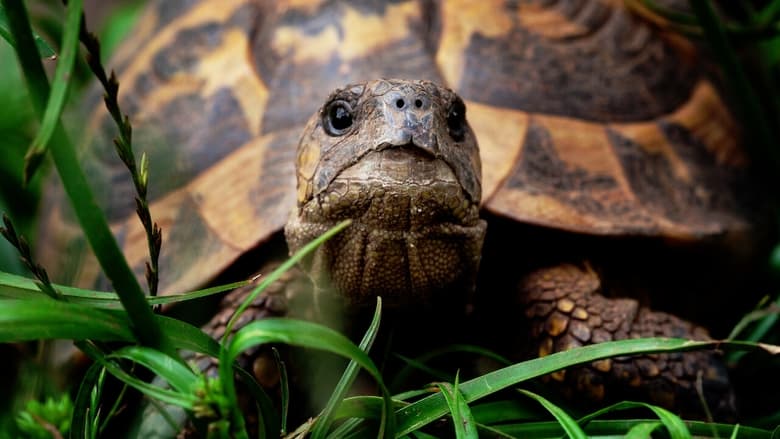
[1,283,776,437]
[0,0,779,438]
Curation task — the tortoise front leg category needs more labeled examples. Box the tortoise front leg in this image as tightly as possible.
[518,263,735,420]
[198,264,301,385]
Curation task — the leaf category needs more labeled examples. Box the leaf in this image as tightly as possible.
[273,347,289,436]
[517,389,586,439]
[23,0,82,182]
[107,346,198,394]
[577,401,689,439]
[71,362,104,439]
[1,0,176,358]
[328,397,409,439]
[234,365,279,439]
[392,337,772,436]
[438,373,478,439]
[311,298,382,439]
[0,5,55,58]
[491,419,772,438]
[0,270,249,308]
[223,219,351,340]
[220,318,395,439]
[0,298,222,358]
[470,400,540,425]
[332,396,408,421]
[155,315,221,357]
[626,421,663,438]
[80,342,197,410]
[0,299,135,342]
[391,344,511,391]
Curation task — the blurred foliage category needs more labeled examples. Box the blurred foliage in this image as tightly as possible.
[0,0,143,276]
[0,0,144,435]
[697,0,780,341]
[629,0,780,189]
[0,41,41,276]
[14,394,73,439]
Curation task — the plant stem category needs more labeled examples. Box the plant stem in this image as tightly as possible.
[1,0,177,358]
[78,9,161,298]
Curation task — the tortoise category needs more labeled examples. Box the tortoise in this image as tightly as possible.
[38,0,766,422]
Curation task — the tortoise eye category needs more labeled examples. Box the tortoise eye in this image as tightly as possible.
[323,100,354,136]
[447,98,466,141]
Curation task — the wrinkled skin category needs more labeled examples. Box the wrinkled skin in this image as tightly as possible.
[286,79,486,307]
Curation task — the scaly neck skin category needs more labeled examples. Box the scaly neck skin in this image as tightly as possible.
[284,169,487,308]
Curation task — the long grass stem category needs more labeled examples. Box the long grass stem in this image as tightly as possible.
[1,0,176,358]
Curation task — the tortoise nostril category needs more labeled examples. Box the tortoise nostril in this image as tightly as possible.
[395,98,405,109]
[414,98,423,108]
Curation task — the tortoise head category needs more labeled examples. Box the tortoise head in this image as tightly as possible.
[285,79,487,307]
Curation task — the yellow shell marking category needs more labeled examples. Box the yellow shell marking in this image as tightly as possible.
[272,1,421,64]
[86,0,264,133]
[516,2,590,39]
[437,0,513,87]
[666,81,743,166]
[465,100,527,202]
[197,29,269,136]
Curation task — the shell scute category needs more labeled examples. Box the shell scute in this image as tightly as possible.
[38,0,757,295]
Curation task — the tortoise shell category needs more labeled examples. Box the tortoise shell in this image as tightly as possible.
[38,0,753,294]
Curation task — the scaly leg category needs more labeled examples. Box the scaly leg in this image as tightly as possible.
[519,263,735,419]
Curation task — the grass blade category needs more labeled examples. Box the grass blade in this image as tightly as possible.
[131,343,279,438]
[393,388,435,401]
[473,424,519,439]
[757,0,780,24]
[328,396,413,438]
[493,419,772,438]
[393,338,775,436]
[222,219,351,341]
[23,0,81,182]
[272,347,289,436]
[0,270,248,308]
[155,315,220,356]
[80,342,197,410]
[234,365,279,439]
[70,361,104,439]
[1,0,176,359]
[470,400,540,425]
[0,5,55,58]
[332,396,408,421]
[578,401,689,439]
[107,346,198,394]
[438,373,479,439]
[0,299,134,342]
[517,389,586,439]
[391,344,511,391]
[730,424,740,439]
[626,421,663,438]
[0,298,220,358]
[312,297,382,439]
[220,318,394,439]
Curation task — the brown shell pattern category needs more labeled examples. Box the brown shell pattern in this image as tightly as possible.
[37,0,755,294]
